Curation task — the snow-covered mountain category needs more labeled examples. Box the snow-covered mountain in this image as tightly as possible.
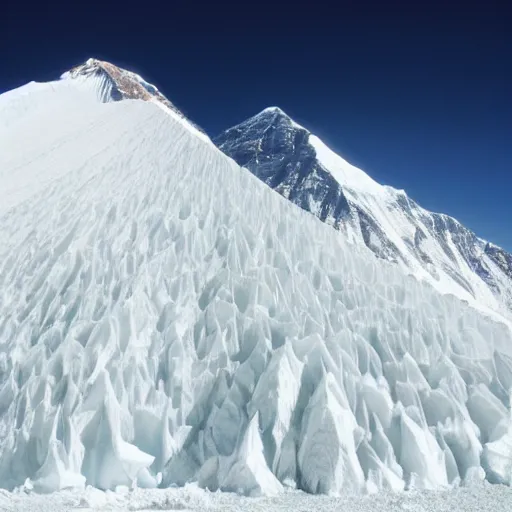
[215,108,512,319]
[0,59,511,496]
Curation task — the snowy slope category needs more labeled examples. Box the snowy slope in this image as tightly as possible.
[0,62,512,496]
[215,108,512,319]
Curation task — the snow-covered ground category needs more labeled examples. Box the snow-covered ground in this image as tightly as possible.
[0,66,512,498]
[1,484,512,512]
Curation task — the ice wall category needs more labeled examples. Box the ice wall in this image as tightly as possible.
[0,79,511,494]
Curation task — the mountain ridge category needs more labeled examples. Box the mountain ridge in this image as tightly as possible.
[214,107,512,319]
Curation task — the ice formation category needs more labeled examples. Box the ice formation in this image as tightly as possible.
[0,61,512,496]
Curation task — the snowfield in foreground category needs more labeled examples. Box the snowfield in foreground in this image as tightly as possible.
[0,70,512,496]
[1,484,512,512]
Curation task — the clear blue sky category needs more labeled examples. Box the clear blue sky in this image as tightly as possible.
[2,1,511,250]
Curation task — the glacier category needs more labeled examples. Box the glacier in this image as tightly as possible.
[0,60,512,496]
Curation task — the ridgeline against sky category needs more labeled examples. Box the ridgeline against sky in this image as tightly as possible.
[2,0,510,249]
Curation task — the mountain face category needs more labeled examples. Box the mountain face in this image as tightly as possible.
[0,59,512,496]
[215,108,512,319]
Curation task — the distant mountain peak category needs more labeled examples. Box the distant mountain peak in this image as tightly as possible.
[215,109,512,317]
[260,105,285,114]
[248,106,307,130]
[257,106,289,118]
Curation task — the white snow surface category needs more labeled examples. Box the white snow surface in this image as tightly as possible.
[309,135,384,197]
[2,484,512,512]
[0,72,512,497]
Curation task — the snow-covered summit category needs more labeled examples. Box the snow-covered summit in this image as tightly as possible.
[62,58,175,108]
[61,58,207,139]
[215,108,512,318]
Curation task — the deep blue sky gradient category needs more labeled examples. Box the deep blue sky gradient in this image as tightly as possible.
[2,1,511,249]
